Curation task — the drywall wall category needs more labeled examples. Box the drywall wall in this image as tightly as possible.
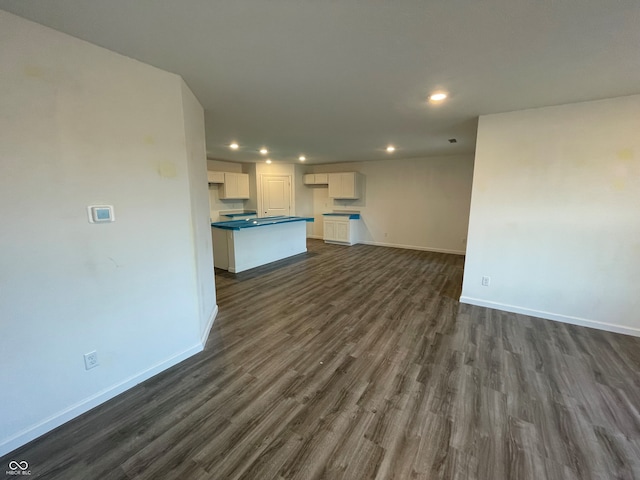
[308,156,474,254]
[0,11,216,455]
[182,82,217,342]
[461,95,640,336]
[207,159,244,172]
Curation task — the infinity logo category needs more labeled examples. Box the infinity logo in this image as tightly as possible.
[8,460,28,470]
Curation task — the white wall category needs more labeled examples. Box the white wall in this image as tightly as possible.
[461,95,640,336]
[182,83,217,341]
[308,156,474,254]
[0,11,216,455]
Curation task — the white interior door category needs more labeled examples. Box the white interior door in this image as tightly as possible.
[261,175,291,217]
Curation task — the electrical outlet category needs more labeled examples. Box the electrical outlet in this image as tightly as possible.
[84,351,99,370]
[481,276,490,286]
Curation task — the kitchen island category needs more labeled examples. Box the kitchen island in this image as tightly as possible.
[211,216,314,273]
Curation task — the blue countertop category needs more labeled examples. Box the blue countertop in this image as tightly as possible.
[221,211,257,218]
[322,212,361,219]
[212,216,314,231]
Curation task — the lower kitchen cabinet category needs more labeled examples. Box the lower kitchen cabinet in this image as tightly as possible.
[322,213,360,246]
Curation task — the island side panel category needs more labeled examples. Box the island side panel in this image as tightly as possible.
[229,221,307,273]
[211,227,230,270]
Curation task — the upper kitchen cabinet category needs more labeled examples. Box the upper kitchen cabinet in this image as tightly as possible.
[207,171,225,184]
[220,172,250,199]
[303,173,329,185]
[328,172,363,199]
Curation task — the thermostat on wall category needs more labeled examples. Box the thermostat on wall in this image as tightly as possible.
[88,205,115,223]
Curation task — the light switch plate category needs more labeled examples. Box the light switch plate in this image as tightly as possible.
[88,205,114,223]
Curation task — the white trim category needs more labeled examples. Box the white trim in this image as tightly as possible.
[0,343,204,457]
[200,304,218,347]
[360,240,466,256]
[306,237,466,255]
[459,296,640,338]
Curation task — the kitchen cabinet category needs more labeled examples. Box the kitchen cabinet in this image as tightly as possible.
[328,172,362,199]
[323,213,360,245]
[220,173,250,199]
[314,173,328,184]
[303,173,328,185]
[207,171,225,184]
[303,171,363,198]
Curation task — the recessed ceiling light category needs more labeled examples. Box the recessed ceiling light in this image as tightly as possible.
[386,145,396,153]
[260,148,268,155]
[266,159,272,164]
[428,92,447,102]
[229,143,239,150]
[299,155,306,161]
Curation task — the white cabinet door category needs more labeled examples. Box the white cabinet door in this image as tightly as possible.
[224,173,238,198]
[220,173,250,199]
[328,173,342,198]
[303,174,314,185]
[314,173,328,184]
[328,172,360,199]
[237,173,250,198]
[324,220,336,241]
[207,171,225,184]
[339,173,355,198]
[335,221,349,242]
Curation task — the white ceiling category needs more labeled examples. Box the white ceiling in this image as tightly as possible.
[2,1,639,164]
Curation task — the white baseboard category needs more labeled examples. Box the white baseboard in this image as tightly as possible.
[201,304,218,346]
[360,240,466,256]
[307,236,465,255]
[0,342,204,457]
[459,296,640,338]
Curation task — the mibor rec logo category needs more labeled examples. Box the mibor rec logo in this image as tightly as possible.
[6,460,31,476]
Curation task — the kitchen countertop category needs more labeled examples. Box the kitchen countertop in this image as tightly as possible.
[220,210,257,218]
[322,212,361,219]
[212,216,314,231]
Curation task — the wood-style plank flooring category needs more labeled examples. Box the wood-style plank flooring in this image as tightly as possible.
[3,239,640,479]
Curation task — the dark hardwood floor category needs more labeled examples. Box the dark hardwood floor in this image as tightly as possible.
[3,239,640,479]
